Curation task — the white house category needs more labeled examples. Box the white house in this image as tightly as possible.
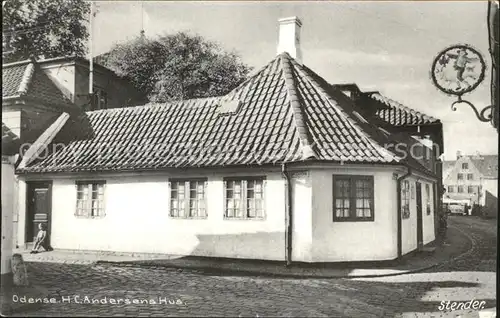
[443,153,498,217]
[14,17,439,263]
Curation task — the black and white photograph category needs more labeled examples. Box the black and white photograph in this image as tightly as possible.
[1,0,498,317]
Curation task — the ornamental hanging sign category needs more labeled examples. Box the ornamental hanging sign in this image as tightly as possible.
[431,44,493,122]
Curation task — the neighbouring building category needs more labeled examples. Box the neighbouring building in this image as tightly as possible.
[1,124,20,286]
[443,152,498,217]
[12,17,443,263]
[2,56,147,248]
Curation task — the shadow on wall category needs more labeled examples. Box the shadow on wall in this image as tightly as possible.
[188,231,286,260]
[484,190,498,218]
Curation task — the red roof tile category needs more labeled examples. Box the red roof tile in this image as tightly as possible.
[19,53,434,174]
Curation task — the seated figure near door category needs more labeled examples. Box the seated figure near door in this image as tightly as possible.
[30,223,50,254]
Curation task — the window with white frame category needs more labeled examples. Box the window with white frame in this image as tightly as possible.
[76,181,105,218]
[333,175,374,221]
[169,179,207,218]
[401,180,410,219]
[425,184,432,215]
[224,177,265,219]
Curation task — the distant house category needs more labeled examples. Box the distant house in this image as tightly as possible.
[2,56,147,249]
[443,153,498,217]
[14,17,443,263]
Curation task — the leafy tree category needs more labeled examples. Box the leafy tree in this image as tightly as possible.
[99,32,252,102]
[2,0,90,63]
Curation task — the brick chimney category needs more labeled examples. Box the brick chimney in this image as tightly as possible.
[277,16,303,64]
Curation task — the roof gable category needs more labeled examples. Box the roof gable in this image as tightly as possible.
[443,155,498,181]
[19,53,436,174]
[471,155,498,178]
[3,60,78,112]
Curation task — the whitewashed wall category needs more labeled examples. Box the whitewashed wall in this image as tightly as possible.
[401,177,436,255]
[16,180,26,249]
[30,172,287,260]
[16,167,437,262]
[422,180,436,245]
[1,158,15,275]
[291,171,313,262]
[310,168,398,262]
[401,177,417,255]
[12,176,19,249]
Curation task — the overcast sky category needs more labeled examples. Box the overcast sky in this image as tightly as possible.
[91,1,497,160]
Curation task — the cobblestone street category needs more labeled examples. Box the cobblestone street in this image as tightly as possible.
[9,216,497,317]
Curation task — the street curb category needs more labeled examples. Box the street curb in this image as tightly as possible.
[94,225,476,280]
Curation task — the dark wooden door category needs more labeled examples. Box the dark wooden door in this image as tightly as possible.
[416,182,423,249]
[26,182,52,244]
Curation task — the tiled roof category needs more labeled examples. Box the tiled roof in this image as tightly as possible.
[2,122,20,156]
[471,155,498,179]
[443,156,498,179]
[2,60,76,112]
[331,84,440,127]
[19,53,433,174]
[365,92,440,126]
[2,62,29,98]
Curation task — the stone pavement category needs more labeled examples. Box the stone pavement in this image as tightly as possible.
[13,224,472,279]
[3,216,496,317]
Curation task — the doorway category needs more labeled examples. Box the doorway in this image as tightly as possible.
[25,181,52,246]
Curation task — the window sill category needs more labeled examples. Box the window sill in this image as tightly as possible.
[332,218,374,222]
[223,217,266,221]
[74,215,105,219]
[169,216,208,220]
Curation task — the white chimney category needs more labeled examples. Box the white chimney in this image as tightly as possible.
[277,16,303,63]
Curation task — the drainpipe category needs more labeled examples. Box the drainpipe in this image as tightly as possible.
[281,163,293,267]
[396,165,412,259]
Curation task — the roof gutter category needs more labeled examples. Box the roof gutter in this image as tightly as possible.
[396,165,412,259]
[281,162,293,267]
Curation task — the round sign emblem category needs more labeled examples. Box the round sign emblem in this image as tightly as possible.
[431,45,486,96]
